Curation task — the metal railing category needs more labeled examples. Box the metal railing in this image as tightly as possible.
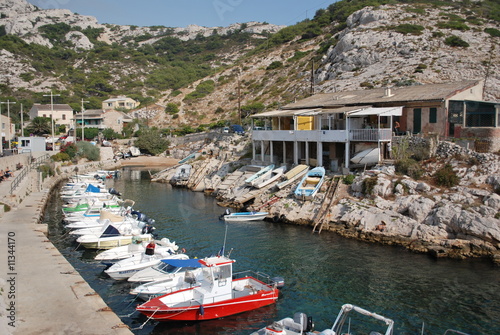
[10,154,50,194]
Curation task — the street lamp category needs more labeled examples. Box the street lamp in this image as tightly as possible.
[80,98,89,141]
[43,91,60,151]
[0,100,17,150]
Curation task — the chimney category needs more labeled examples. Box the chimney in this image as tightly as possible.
[384,87,394,97]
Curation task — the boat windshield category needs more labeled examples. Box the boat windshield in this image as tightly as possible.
[155,263,198,275]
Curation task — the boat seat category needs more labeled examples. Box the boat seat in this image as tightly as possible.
[282,312,308,332]
[305,177,320,184]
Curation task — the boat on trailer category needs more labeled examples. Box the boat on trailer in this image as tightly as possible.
[136,255,281,321]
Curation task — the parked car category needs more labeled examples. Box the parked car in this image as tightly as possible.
[230,124,245,135]
[222,127,230,133]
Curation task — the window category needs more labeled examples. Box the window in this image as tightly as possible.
[62,114,66,120]
[429,108,437,123]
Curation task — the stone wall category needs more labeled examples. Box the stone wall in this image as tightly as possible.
[459,127,500,153]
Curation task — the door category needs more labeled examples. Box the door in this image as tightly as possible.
[413,108,421,134]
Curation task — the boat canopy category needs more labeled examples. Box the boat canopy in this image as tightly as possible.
[85,184,101,193]
[160,258,202,268]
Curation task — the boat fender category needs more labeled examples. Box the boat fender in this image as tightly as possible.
[272,215,280,223]
[181,248,186,254]
[199,305,204,316]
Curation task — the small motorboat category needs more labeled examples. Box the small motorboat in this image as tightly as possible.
[245,164,275,187]
[75,223,155,249]
[128,257,199,283]
[130,259,205,300]
[136,255,281,321]
[220,209,268,222]
[255,165,287,189]
[250,303,394,335]
[95,237,179,264]
[294,167,325,200]
[104,252,189,281]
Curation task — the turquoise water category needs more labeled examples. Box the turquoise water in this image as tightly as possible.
[45,168,500,335]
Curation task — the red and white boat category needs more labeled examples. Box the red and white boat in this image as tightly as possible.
[136,255,281,321]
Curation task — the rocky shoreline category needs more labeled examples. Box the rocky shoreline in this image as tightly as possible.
[149,134,500,264]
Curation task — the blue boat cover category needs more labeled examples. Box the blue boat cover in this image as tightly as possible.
[85,184,101,193]
[160,258,201,268]
[100,225,121,237]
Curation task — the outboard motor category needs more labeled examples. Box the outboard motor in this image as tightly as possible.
[219,208,231,220]
[272,276,285,289]
[108,188,121,196]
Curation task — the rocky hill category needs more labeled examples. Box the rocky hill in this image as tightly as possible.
[0,0,499,130]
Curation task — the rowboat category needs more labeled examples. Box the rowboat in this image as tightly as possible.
[220,210,268,222]
[294,167,325,200]
[245,164,275,187]
[136,255,281,321]
[255,165,287,189]
[276,165,309,190]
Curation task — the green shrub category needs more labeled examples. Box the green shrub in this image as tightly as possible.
[362,177,378,195]
[51,152,71,162]
[433,164,460,187]
[395,158,423,180]
[76,141,100,161]
[444,35,469,47]
[38,164,55,179]
[266,61,283,70]
[484,28,500,37]
[394,24,425,35]
[437,21,470,31]
[342,174,355,185]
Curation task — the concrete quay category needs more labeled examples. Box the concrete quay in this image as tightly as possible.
[0,157,133,335]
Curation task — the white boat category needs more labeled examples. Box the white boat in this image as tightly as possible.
[220,210,268,222]
[128,257,200,283]
[255,165,287,189]
[104,253,189,281]
[350,147,380,165]
[276,165,309,190]
[245,164,275,187]
[75,223,155,249]
[294,167,325,200]
[130,259,205,299]
[68,218,146,236]
[61,185,121,204]
[170,164,192,186]
[95,237,179,263]
[250,303,394,335]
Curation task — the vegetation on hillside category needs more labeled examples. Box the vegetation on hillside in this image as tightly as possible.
[0,0,498,140]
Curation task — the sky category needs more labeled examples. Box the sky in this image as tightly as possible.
[28,0,334,28]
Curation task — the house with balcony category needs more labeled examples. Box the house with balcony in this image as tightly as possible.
[29,104,74,129]
[251,80,488,170]
[102,96,139,111]
[74,109,133,134]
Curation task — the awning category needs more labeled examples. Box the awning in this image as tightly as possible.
[160,258,202,268]
[251,108,320,118]
[346,106,403,117]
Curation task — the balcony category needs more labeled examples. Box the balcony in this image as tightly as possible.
[252,129,347,142]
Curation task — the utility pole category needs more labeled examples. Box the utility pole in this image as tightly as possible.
[310,60,315,96]
[80,98,89,141]
[237,71,241,125]
[43,91,60,151]
[20,103,24,137]
[0,100,16,150]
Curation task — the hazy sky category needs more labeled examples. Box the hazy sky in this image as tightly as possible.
[29,0,334,28]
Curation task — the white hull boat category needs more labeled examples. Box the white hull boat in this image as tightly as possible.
[221,211,268,222]
[350,147,380,165]
[95,238,179,263]
[255,166,287,189]
[128,258,202,283]
[245,164,275,187]
[104,253,189,280]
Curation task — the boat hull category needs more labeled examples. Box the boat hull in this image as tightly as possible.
[223,212,268,222]
[137,287,279,321]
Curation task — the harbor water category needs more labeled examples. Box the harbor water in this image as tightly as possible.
[45,168,500,335]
